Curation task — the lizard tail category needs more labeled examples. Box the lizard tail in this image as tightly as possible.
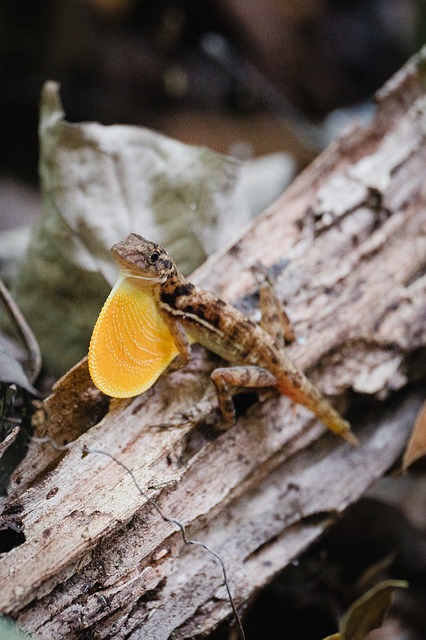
[276,380,358,447]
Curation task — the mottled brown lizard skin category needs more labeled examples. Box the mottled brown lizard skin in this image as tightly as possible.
[98,233,357,445]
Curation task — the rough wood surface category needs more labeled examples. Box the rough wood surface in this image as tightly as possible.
[1,49,426,639]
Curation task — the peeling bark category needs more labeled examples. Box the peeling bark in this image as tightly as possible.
[1,49,426,639]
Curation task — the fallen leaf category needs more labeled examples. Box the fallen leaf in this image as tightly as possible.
[0,279,39,490]
[402,400,426,472]
[0,341,37,395]
[339,579,408,640]
[12,82,251,375]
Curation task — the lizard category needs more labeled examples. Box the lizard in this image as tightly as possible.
[88,233,357,446]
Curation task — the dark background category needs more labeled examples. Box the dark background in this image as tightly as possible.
[1,0,424,185]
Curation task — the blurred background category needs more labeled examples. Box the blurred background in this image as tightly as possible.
[0,0,425,229]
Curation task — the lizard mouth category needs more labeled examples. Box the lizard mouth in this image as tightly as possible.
[121,270,168,284]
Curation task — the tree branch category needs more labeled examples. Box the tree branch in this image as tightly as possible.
[1,48,425,639]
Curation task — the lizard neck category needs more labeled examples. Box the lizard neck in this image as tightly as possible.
[156,274,196,316]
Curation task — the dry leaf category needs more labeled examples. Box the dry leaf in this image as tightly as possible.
[402,400,426,472]
[340,579,407,640]
[323,580,407,640]
[0,342,36,395]
[12,82,251,375]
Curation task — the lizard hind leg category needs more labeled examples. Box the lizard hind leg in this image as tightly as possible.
[211,366,277,427]
[254,267,296,348]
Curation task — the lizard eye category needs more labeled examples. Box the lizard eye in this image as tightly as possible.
[149,251,160,264]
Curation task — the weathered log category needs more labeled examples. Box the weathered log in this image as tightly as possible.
[1,49,425,639]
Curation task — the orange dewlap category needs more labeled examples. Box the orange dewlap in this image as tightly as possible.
[88,277,179,398]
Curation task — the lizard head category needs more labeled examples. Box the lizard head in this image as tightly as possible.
[111,233,177,284]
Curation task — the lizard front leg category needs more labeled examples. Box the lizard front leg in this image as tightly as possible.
[162,315,192,366]
[211,366,277,427]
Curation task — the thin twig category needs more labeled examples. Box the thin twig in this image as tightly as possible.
[32,433,246,640]
[0,277,42,383]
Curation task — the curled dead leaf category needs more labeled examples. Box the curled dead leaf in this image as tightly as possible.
[324,579,408,640]
[0,343,37,396]
[12,82,251,376]
[402,400,426,472]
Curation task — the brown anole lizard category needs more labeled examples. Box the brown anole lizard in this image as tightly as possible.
[89,233,357,445]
